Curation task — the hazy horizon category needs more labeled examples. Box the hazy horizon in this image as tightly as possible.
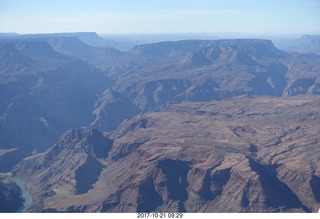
[0,0,319,35]
[1,31,317,38]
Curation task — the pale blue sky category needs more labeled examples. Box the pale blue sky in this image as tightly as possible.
[0,0,319,35]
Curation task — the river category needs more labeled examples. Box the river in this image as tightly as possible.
[6,173,33,212]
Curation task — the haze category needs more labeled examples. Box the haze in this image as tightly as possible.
[0,0,319,35]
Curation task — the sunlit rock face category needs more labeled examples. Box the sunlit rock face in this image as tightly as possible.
[14,96,320,213]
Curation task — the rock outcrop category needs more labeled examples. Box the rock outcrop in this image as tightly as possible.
[13,129,112,211]
[13,96,320,212]
[1,35,320,213]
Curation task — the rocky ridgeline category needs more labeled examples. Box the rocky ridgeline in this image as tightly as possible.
[1,34,320,212]
[13,96,320,212]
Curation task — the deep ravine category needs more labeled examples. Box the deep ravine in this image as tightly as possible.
[6,173,33,212]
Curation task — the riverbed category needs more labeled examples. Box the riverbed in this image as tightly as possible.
[6,173,33,212]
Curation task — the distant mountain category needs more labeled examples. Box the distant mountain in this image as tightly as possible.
[45,37,99,60]
[44,36,124,66]
[127,40,205,64]
[0,42,35,74]
[0,32,118,62]
[0,39,71,75]
[13,96,320,212]
[273,35,320,55]
[9,37,315,134]
[90,90,140,131]
[99,39,319,111]
[180,39,288,68]
[1,32,108,47]
[0,39,113,167]
[0,33,20,38]
[1,37,319,154]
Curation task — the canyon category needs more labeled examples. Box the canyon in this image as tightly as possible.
[0,32,319,212]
